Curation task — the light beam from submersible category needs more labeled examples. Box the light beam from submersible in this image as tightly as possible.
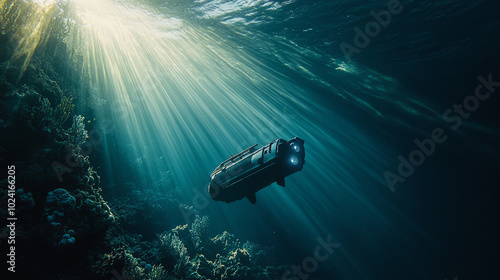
[208,137,305,204]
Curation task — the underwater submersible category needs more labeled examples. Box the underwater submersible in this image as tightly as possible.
[208,137,305,204]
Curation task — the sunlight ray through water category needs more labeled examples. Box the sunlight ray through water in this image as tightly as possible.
[3,0,494,278]
[64,0,434,247]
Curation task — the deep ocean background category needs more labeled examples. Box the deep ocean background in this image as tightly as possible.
[1,0,499,279]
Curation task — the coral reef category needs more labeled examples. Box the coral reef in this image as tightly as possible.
[189,215,210,252]
[39,186,114,250]
[66,114,88,149]
[1,2,293,279]
[0,73,289,280]
[0,1,114,278]
[91,246,174,280]
[156,216,288,280]
[29,94,74,130]
[107,188,189,240]
[89,211,288,280]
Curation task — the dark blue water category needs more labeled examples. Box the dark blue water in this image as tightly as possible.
[1,0,499,279]
[110,1,499,279]
[135,1,498,279]
[229,1,493,279]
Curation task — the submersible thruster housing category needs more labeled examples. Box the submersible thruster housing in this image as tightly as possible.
[208,137,305,204]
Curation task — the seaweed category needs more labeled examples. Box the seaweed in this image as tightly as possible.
[54,94,74,126]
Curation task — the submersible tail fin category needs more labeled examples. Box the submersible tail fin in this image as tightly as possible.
[247,193,257,204]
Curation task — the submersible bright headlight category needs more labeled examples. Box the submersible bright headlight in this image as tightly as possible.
[290,155,299,165]
[291,143,300,153]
